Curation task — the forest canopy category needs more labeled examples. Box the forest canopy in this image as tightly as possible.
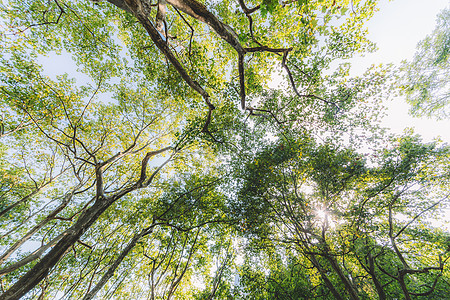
[0,0,449,299]
[402,7,450,119]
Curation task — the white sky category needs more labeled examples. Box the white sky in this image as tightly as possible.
[345,0,450,230]
[353,0,450,143]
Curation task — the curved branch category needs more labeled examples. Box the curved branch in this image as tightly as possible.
[281,50,338,108]
[237,0,260,15]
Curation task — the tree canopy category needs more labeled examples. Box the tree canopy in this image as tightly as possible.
[402,8,450,119]
[0,0,449,299]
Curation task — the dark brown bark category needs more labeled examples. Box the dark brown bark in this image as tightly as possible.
[397,272,412,300]
[237,0,260,15]
[0,148,173,299]
[0,198,112,300]
[0,232,66,276]
[309,255,344,300]
[0,187,77,267]
[108,0,210,99]
[367,252,387,300]
[326,254,361,300]
[108,0,249,114]
[165,0,245,55]
[238,54,246,109]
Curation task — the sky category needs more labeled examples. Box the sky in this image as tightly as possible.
[352,0,450,143]
[3,0,449,288]
[358,0,450,229]
[36,0,450,144]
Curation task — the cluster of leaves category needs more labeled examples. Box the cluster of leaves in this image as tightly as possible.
[230,132,450,299]
[0,0,448,299]
[401,8,450,118]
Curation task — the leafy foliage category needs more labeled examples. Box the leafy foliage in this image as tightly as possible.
[232,134,450,299]
[0,0,448,299]
[401,8,450,118]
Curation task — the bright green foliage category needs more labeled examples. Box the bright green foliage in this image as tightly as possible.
[237,252,318,299]
[0,0,447,299]
[402,8,450,118]
[232,134,450,299]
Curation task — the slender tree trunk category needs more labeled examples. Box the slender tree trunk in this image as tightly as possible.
[398,272,412,300]
[0,231,66,276]
[164,0,245,54]
[0,146,172,299]
[0,189,76,266]
[0,197,113,300]
[326,255,361,300]
[165,229,199,300]
[82,227,152,300]
[309,255,344,300]
[208,246,232,300]
[367,252,387,300]
[0,186,45,219]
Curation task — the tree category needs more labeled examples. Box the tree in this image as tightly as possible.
[3,0,442,299]
[232,134,450,299]
[401,8,450,119]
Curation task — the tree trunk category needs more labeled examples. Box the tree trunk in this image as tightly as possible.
[0,197,113,300]
[367,252,387,300]
[0,231,65,276]
[309,255,344,300]
[326,255,361,300]
[0,189,76,266]
[82,227,152,300]
[0,146,172,299]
